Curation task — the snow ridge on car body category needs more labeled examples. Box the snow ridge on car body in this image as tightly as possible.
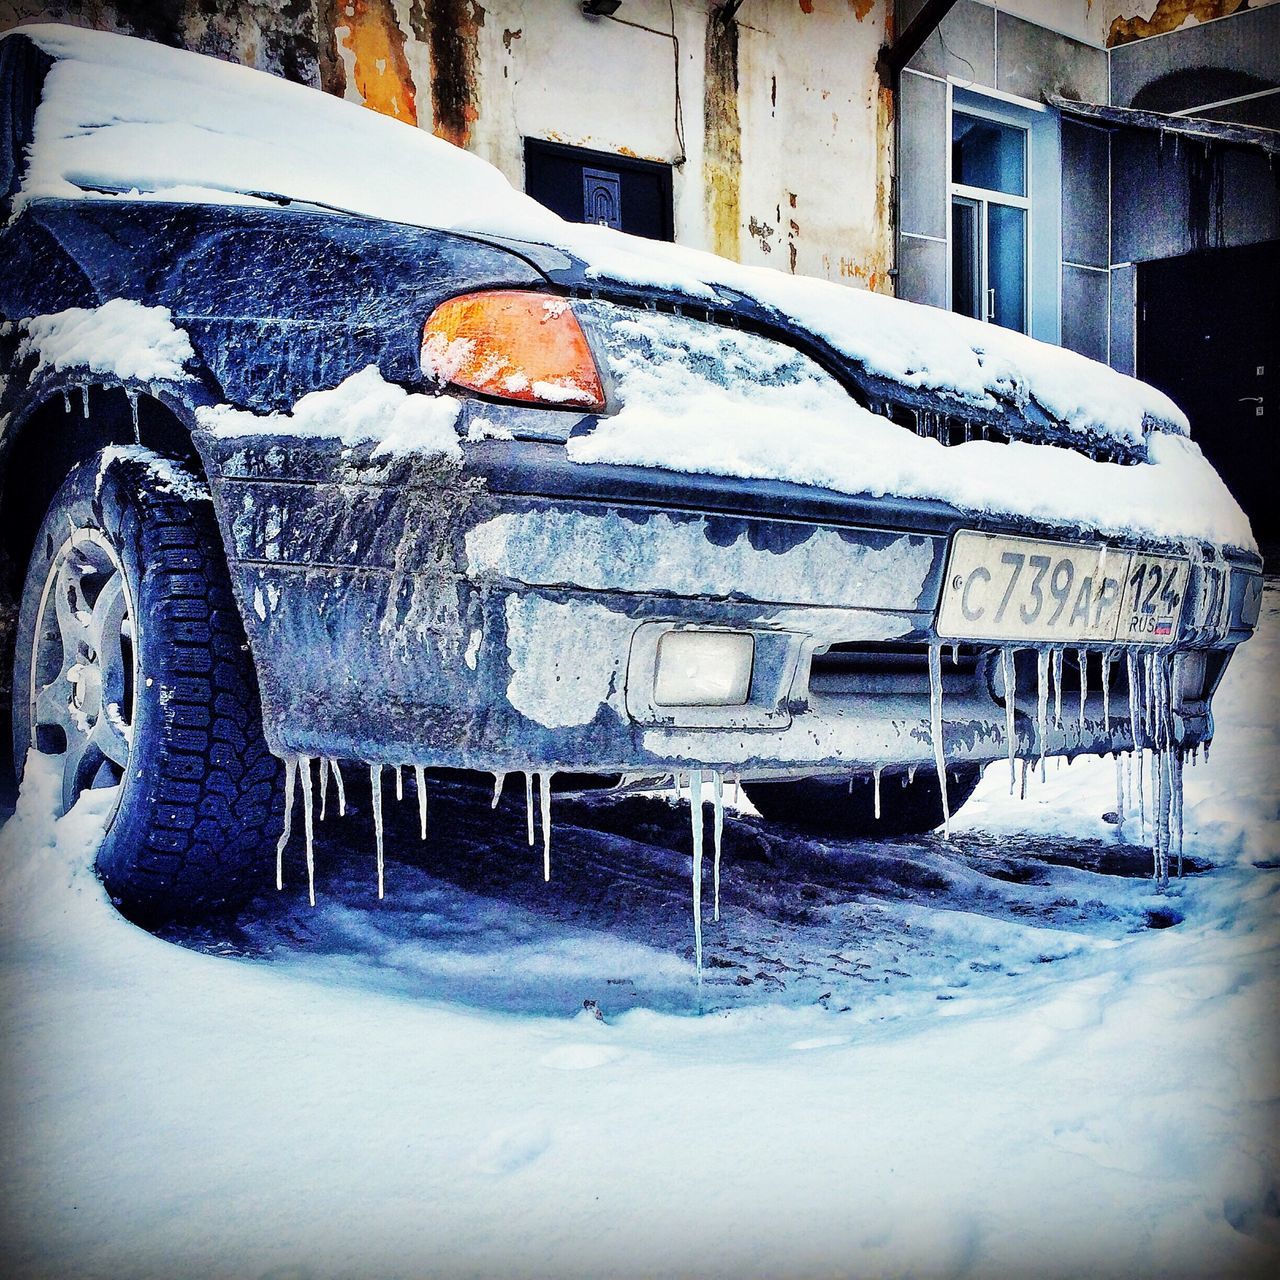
[0,27,1262,807]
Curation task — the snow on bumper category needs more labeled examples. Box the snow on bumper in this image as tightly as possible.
[193,433,1256,777]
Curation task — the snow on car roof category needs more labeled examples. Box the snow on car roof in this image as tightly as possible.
[11,22,1189,448]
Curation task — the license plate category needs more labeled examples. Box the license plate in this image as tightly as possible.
[937,531,1186,646]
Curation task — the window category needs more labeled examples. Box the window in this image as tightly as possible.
[524,139,674,241]
[950,109,1029,332]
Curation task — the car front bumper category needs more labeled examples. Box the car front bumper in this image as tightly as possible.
[194,432,1262,779]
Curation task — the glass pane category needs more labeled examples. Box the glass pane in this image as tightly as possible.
[987,203,1027,332]
[952,112,1026,197]
[951,197,981,320]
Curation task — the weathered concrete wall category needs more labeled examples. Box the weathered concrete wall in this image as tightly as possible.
[0,0,895,292]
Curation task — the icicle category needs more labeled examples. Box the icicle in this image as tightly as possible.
[1203,739,1211,764]
[491,771,506,809]
[330,758,346,817]
[950,642,960,666]
[908,763,918,784]
[276,754,297,891]
[299,755,316,907]
[1137,748,1146,837]
[928,643,951,838]
[370,764,385,900]
[1154,746,1170,887]
[1114,755,1126,829]
[539,770,553,881]
[1036,648,1050,782]
[127,388,139,438]
[1126,652,1141,754]
[671,771,682,806]
[1019,757,1029,801]
[1101,651,1112,731]
[395,764,403,802]
[1152,655,1162,737]
[1173,750,1185,878]
[712,770,724,923]
[1077,649,1088,738]
[733,772,741,807]
[873,764,883,820]
[415,764,428,841]
[1052,647,1064,726]
[525,771,535,847]
[80,385,89,418]
[689,769,704,975]
[319,755,329,821]
[1002,648,1018,793]
[61,389,71,414]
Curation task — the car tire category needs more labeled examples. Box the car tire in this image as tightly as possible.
[743,764,983,839]
[11,448,282,921]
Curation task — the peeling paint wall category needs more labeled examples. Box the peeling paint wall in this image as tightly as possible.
[0,0,895,294]
[733,0,894,289]
[333,0,417,123]
[1097,0,1276,48]
[972,0,1279,49]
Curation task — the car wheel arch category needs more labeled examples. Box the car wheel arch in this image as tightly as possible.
[0,383,209,767]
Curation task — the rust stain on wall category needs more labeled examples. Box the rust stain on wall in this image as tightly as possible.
[333,0,418,124]
[1107,0,1247,47]
[704,10,742,261]
[850,0,876,20]
[873,81,894,291]
[422,0,483,148]
[786,191,798,273]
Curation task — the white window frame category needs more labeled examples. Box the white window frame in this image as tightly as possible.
[946,82,1062,344]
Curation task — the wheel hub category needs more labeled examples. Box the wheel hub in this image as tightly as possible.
[29,529,138,820]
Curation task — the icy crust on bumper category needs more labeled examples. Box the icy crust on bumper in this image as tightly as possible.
[193,432,953,772]
[193,434,1245,777]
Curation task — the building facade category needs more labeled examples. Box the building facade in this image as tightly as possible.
[1,1,1276,552]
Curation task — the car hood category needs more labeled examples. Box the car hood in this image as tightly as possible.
[13,21,1185,458]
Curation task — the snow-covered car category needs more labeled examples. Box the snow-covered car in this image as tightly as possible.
[0,26,1263,919]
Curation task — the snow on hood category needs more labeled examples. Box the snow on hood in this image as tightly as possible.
[11,23,1186,447]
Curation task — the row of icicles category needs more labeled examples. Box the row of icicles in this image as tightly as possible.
[273,642,1198,977]
[273,755,737,975]
[970,641,1198,890]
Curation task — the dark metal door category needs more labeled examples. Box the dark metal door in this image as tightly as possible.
[524,139,673,241]
[1138,240,1279,568]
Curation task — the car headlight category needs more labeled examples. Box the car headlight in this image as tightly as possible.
[653,630,754,707]
[421,290,606,410]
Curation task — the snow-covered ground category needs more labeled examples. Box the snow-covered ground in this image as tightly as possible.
[1,591,1277,1279]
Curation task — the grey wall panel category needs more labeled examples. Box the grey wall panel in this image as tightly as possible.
[1062,119,1109,268]
[897,234,948,310]
[1200,94,1280,129]
[1062,265,1108,363]
[1111,129,1280,263]
[899,70,948,241]
[1109,264,1135,377]
[907,0,994,85]
[995,11,1107,104]
[1109,5,1280,110]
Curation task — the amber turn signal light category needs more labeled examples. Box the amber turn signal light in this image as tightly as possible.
[421,291,606,410]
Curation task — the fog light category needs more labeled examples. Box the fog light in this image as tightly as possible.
[653,630,754,707]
